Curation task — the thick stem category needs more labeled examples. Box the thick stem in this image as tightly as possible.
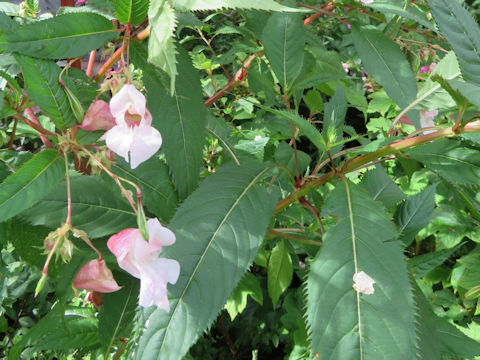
[86,50,97,78]
[64,152,72,225]
[8,117,18,149]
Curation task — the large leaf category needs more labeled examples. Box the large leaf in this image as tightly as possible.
[395,186,436,246]
[146,48,207,199]
[261,11,305,92]
[15,55,74,130]
[98,274,140,356]
[0,13,118,59]
[427,0,480,86]
[306,181,416,359]
[23,176,136,238]
[136,161,278,360]
[114,0,148,25]
[172,0,305,11]
[352,25,417,120]
[0,149,64,223]
[407,139,480,185]
[113,157,178,222]
[148,0,178,92]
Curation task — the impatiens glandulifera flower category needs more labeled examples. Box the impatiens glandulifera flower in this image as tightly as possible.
[80,100,116,131]
[105,84,162,169]
[360,0,374,4]
[74,259,121,293]
[420,109,438,134]
[353,271,376,295]
[107,218,180,311]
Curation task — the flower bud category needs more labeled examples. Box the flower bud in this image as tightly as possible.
[80,100,116,131]
[74,259,121,293]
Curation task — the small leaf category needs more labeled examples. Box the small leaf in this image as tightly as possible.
[0,13,118,59]
[323,84,347,144]
[360,165,405,209]
[172,0,306,12]
[0,149,64,223]
[409,242,464,279]
[114,0,149,25]
[268,240,293,307]
[395,185,436,245]
[148,0,178,92]
[225,272,263,320]
[15,55,75,129]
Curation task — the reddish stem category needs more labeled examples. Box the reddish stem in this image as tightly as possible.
[86,50,97,78]
[18,111,55,148]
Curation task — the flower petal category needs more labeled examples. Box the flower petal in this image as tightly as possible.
[105,125,133,162]
[80,100,116,131]
[74,259,121,293]
[110,84,146,123]
[147,218,176,250]
[129,125,162,169]
[107,228,142,278]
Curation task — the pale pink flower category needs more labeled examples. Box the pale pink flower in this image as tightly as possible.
[107,218,180,311]
[353,271,375,295]
[74,259,121,293]
[80,100,116,131]
[105,84,162,169]
[342,63,349,73]
[420,109,438,134]
[360,0,374,4]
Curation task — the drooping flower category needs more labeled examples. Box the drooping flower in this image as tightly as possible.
[420,109,438,134]
[74,259,121,293]
[353,271,376,295]
[107,218,180,311]
[80,100,116,131]
[105,84,162,169]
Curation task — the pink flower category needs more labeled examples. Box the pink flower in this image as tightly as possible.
[419,66,429,74]
[80,100,116,131]
[74,259,121,293]
[360,0,374,4]
[419,62,437,75]
[107,218,180,311]
[420,109,438,134]
[342,63,349,73]
[105,84,163,169]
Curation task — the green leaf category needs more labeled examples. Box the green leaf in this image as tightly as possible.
[427,0,480,86]
[225,272,263,320]
[307,181,416,359]
[112,158,178,222]
[323,84,347,143]
[409,243,464,279]
[268,240,293,307]
[99,274,140,356]
[23,176,136,238]
[407,139,480,185]
[136,161,278,360]
[447,79,480,108]
[114,0,148,25]
[172,0,306,12]
[395,186,436,246]
[261,11,305,92]
[360,165,406,209]
[15,55,74,130]
[0,13,118,59]
[148,0,178,92]
[352,25,417,115]
[147,48,207,199]
[368,2,434,30]
[0,149,64,223]
[415,283,480,359]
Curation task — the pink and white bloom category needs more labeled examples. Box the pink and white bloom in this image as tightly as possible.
[107,218,180,311]
[80,100,116,131]
[420,109,438,134]
[105,84,163,169]
[360,0,374,4]
[353,271,376,295]
[74,259,121,293]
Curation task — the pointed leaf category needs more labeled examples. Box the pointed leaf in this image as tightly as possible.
[15,55,74,129]
[172,0,305,12]
[307,181,416,359]
[268,240,293,307]
[136,161,278,360]
[261,11,305,92]
[323,84,347,143]
[225,272,263,320]
[360,165,405,209]
[0,13,118,59]
[148,0,178,92]
[409,242,464,279]
[427,0,480,86]
[23,176,136,238]
[352,25,417,123]
[395,186,436,246]
[0,149,64,223]
[114,0,149,25]
[407,139,480,185]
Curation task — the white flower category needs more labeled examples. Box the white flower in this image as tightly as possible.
[105,84,162,169]
[360,0,374,4]
[353,271,376,295]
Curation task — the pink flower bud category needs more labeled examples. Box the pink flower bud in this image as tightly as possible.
[74,259,121,293]
[80,100,116,131]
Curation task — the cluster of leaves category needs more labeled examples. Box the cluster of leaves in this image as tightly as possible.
[2,0,480,359]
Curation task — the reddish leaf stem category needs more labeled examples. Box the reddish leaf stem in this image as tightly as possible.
[86,50,97,78]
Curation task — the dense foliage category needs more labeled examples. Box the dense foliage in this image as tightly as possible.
[2,0,480,359]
